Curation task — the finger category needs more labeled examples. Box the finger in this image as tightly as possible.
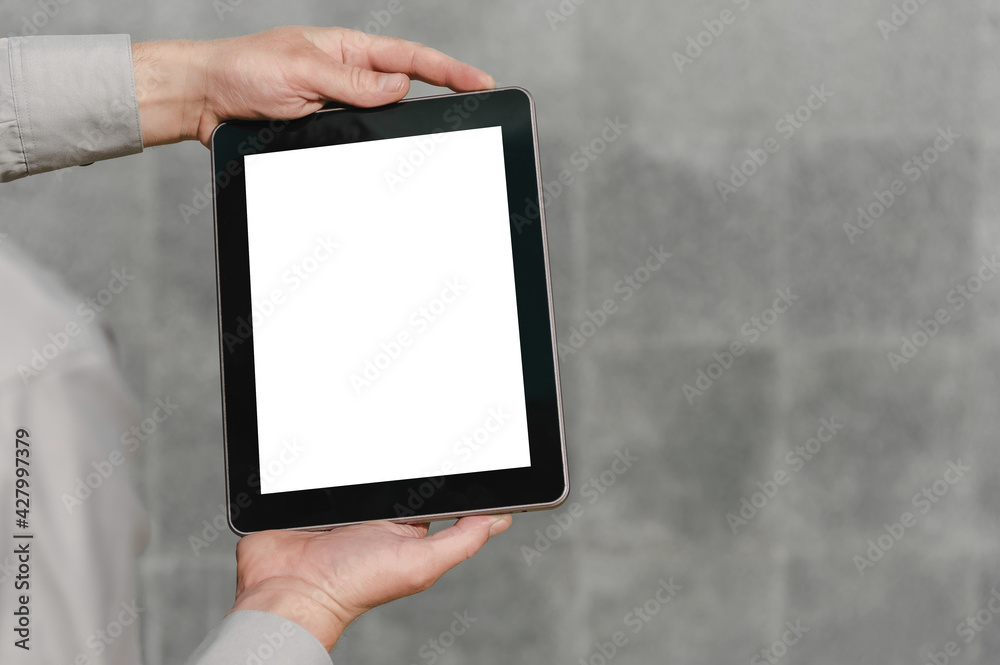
[394,517,495,591]
[420,514,511,568]
[366,41,495,92]
[483,514,513,537]
[375,515,510,595]
[405,522,431,538]
[427,515,511,540]
[310,57,412,108]
[361,520,429,539]
[312,28,495,92]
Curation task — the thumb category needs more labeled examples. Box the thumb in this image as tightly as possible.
[315,59,410,107]
[419,515,512,574]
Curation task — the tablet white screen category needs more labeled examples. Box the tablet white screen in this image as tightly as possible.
[244,126,531,494]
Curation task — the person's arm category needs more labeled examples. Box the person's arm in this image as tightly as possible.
[0,27,494,182]
[2,25,504,663]
[128,25,504,661]
[185,516,512,664]
[0,34,143,182]
[132,26,496,148]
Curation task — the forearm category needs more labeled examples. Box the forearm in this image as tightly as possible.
[3,26,494,171]
[132,26,497,149]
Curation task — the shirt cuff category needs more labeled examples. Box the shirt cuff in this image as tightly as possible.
[0,34,143,181]
[184,611,332,665]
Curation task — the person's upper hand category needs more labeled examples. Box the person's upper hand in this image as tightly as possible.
[132,26,496,147]
[228,514,512,652]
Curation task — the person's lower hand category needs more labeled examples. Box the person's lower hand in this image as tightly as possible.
[132,26,496,147]
[228,514,513,652]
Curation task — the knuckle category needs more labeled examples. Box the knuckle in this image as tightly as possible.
[348,65,366,90]
[408,570,436,594]
[341,28,373,55]
[269,25,303,44]
[402,555,437,593]
[352,30,375,49]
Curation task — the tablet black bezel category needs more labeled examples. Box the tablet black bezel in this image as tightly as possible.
[211,88,567,534]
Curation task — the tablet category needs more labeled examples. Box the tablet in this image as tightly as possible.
[211,87,568,534]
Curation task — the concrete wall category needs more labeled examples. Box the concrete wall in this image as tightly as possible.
[3,0,998,663]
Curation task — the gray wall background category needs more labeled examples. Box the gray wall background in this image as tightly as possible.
[3,0,1000,663]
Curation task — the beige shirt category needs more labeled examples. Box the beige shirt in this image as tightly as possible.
[0,240,149,665]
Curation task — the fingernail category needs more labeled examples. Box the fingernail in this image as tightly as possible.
[484,73,497,89]
[379,73,405,93]
[488,514,511,536]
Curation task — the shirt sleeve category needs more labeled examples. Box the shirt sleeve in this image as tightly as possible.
[184,611,333,665]
[0,34,143,182]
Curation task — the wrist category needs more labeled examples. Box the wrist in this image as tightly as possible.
[230,577,352,652]
[132,40,210,147]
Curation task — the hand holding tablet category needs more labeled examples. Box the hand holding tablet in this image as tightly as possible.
[212,88,568,533]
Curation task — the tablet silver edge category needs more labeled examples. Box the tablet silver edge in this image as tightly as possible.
[212,87,570,535]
